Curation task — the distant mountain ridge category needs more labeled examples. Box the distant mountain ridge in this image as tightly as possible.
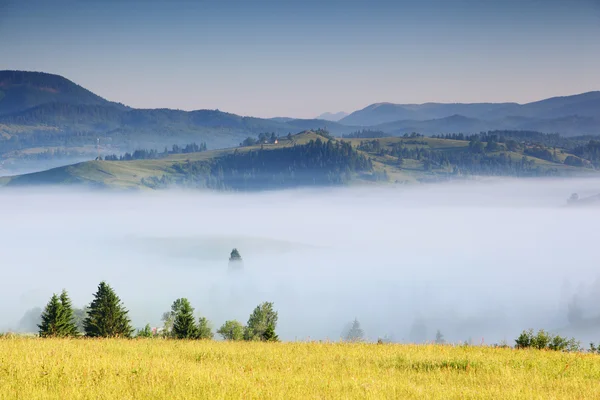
[340,92,600,126]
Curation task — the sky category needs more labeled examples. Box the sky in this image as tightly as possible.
[0,0,599,118]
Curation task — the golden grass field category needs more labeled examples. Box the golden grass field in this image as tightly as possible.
[1,338,600,399]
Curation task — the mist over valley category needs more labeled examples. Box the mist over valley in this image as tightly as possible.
[3,178,600,344]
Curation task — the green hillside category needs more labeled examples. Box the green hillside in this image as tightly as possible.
[3,131,598,190]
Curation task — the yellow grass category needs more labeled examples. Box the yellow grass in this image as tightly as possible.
[1,338,599,399]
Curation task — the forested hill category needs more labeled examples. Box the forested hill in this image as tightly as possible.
[0,70,127,116]
[3,130,599,190]
[3,132,375,189]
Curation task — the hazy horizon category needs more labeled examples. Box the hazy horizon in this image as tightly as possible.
[1,0,599,118]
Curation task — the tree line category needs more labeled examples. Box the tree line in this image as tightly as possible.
[142,138,374,190]
[104,142,207,161]
[36,281,279,342]
[358,138,552,177]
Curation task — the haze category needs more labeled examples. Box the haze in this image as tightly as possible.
[2,178,600,343]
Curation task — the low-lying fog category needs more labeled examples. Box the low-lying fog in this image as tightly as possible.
[2,177,600,344]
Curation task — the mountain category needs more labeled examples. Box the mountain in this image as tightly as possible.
[0,71,360,165]
[340,102,518,125]
[372,114,600,137]
[316,111,348,121]
[0,70,127,116]
[340,92,600,126]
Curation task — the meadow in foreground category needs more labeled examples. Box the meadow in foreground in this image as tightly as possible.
[1,338,599,399]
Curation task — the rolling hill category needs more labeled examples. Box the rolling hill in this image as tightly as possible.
[3,130,597,190]
[0,70,127,116]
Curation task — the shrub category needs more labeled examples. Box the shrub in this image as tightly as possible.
[515,329,579,352]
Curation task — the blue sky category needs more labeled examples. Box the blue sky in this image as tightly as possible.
[1,0,599,118]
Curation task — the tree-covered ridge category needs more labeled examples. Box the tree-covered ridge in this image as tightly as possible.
[432,130,598,150]
[0,70,124,117]
[352,130,600,179]
[144,138,373,190]
[104,142,207,161]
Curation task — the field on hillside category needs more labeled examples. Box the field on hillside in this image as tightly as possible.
[1,338,600,399]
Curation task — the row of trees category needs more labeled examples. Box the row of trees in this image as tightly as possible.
[29,289,600,352]
[104,142,208,161]
[37,281,279,341]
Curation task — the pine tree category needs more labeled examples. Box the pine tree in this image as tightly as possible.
[84,281,133,338]
[229,248,242,261]
[262,324,279,342]
[435,329,446,344]
[344,318,364,342]
[59,289,79,337]
[197,317,214,340]
[172,298,197,339]
[38,294,64,338]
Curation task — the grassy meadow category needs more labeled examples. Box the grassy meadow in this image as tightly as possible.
[1,338,600,399]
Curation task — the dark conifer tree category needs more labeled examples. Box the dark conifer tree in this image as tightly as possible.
[262,324,279,342]
[38,294,64,338]
[172,298,197,339]
[59,289,79,337]
[84,281,133,338]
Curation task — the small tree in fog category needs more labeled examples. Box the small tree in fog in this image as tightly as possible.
[343,318,364,342]
[229,249,242,261]
[73,307,88,334]
[172,298,197,339]
[217,320,245,341]
[197,317,214,340]
[244,302,278,341]
[435,330,446,344]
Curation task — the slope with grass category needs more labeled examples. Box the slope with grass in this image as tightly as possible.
[1,338,599,400]
[3,131,598,189]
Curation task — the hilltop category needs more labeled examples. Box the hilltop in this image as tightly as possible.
[3,130,598,190]
[0,70,127,116]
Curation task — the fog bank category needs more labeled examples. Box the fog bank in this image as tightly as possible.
[1,177,600,343]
